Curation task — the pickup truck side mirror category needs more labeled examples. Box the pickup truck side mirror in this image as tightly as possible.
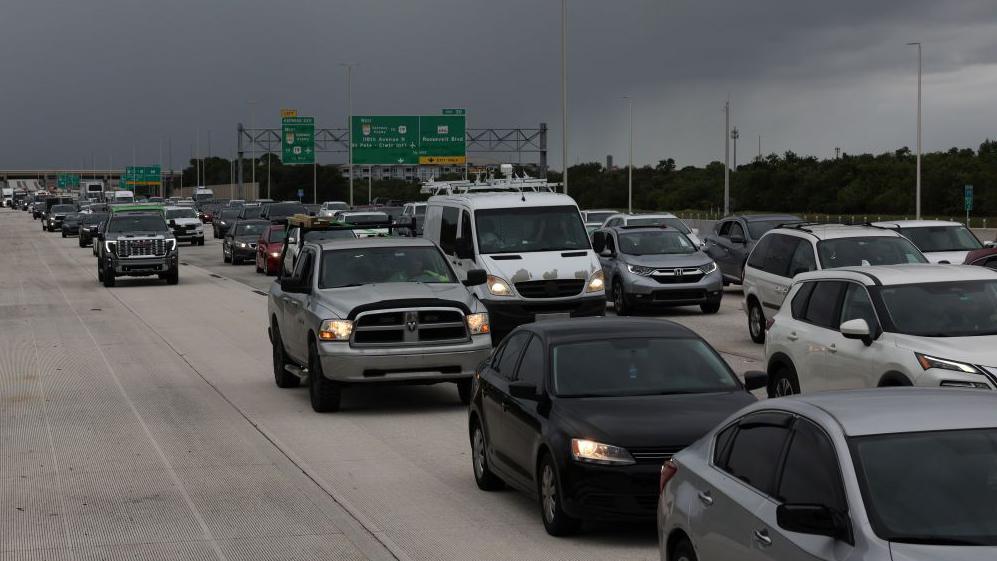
[464,269,487,287]
[280,276,309,294]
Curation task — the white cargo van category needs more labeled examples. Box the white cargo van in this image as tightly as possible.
[113,190,135,204]
[422,174,605,342]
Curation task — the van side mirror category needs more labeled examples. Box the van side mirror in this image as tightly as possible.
[743,370,768,392]
[777,504,852,543]
[509,381,540,401]
[840,318,873,346]
[464,269,487,287]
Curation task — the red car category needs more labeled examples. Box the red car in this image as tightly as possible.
[964,247,997,270]
[256,224,285,275]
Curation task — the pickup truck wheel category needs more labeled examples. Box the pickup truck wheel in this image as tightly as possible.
[166,266,179,285]
[97,263,104,282]
[270,324,300,388]
[308,341,341,412]
[78,237,85,248]
[102,265,115,287]
[61,230,67,238]
[223,248,231,263]
[457,379,472,405]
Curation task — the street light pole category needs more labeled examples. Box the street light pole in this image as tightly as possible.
[907,42,922,219]
[626,96,633,213]
[248,99,257,200]
[723,99,730,216]
[340,63,357,208]
[561,0,568,195]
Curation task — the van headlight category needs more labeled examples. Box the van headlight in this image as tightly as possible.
[571,439,635,465]
[319,319,353,341]
[466,313,490,335]
[700,261,718,275]
[486,275,513,297]
[586,270,605,292]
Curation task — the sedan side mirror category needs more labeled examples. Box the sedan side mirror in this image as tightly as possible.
[840,318,873,346]
[509,381,540,401]
[777,504,852,544]
[743,370,768,392]
[464,269,487,287]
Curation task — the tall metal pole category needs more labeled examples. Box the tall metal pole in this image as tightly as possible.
[907,42,922,219]
[626,97,633,213]
[341,64,356,208]
[313,161,317,204]
[249,100,257,199]
[723,99,730,216]
[561,0,568,194]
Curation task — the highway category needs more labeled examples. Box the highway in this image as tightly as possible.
[1,208,762,561]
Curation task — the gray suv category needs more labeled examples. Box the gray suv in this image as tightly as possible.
[592,226,723,314]
[268,237,493,412]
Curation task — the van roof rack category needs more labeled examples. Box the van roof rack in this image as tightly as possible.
[420,172,561,196]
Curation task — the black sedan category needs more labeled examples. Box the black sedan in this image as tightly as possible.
[222,219,268,264]
[60,213,82,237]
[468,317,766,535]
[79,213,109,247]
[213,208,241,238]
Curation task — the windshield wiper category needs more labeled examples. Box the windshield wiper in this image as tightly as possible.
[889,536,988,546]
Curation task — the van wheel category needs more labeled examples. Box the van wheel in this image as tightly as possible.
[309,340,341,412]
[102,265,115,287]
[748,300,766,344]
[768,363,800,398]
[270,324,299,388]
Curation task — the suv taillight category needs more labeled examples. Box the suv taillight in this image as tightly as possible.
[659,459,679,494]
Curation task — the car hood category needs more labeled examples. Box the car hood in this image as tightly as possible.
[923,250,972,264]
[621,252,712,269]
[314,282,479,318]
[482,251,599,284]
[551,391,756,448]
[890,543,997,560]
[106,231,170,240]
[170,217,201,227]
[892,334,997,368]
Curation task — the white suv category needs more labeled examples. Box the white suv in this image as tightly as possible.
[742,224,927,343]
[764,264,997,397]
[600,212,703,247]
[870,219,984,264]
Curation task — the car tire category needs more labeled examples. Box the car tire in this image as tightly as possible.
[671,537,698,561]
[197,238,205,246]
[102,265,115,287]
[700,300,721,314]
[308,340,341,413]
[748,299,766,344]
[470,421,504,491]
[538,453,579,536]
[457,379,472,405]
[78,237,85,248]
[97,262,104,282]
[223,248,231,263]
[768,363,800,398]
[613,280,631,316]
[255,259,263,274]
[270,324,300,389]
[166,266,179,285]
[61,230,67,238]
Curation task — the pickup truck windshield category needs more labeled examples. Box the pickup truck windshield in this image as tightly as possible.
[475,205,589,254]
[107,215,167,233]
[320,246,456,288]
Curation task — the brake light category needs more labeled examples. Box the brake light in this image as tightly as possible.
[765,317,775,331]
[659,459,678,494]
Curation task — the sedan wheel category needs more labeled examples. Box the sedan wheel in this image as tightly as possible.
[471,423,503,491]
[538,455,579,536]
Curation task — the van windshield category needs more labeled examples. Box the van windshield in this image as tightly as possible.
[475,205,589,254]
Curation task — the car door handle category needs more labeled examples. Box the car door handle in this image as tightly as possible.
[775,286,790,294]
[827,344,837,353]
[697,490,714,506]
[787,332,798,341]
[753,528,772,547]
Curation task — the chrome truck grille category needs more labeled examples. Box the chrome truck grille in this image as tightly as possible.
[352,308,468,347]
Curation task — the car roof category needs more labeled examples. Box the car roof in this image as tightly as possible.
[428,191,578,210]
[771,224,904,240]
[799,263,997,285]
[736,214,801,222]
[516,316,697,341]
[770,389,997,437]
[870,219,964,228]
[617,212,677,220]
[314,236,437,250]
[605,225,678,234]
[233,219,269,227]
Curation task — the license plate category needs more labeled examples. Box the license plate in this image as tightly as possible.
[535,313,570,322]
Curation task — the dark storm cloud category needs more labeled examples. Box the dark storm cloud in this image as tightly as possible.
[2,0,997,170]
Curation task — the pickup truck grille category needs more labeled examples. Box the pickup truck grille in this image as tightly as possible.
[353,308,468,347]
[515,279,585,298]
[117,239,167,257]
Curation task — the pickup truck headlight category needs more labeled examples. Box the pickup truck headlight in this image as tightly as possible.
[166,239,177,252]
[700,261,718,275]
[486,275,513,297]
[627,264,656,276]
[916,353,982,375]
[104,241,117,253]
[586,270,605,292]
[466,313,490,335]
[319,319,353,341]
[570,438,635,466]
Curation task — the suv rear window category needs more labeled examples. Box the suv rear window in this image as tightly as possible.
[817,236,927,268]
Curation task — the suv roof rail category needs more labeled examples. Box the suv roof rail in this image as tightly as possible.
[420,172,561,195]
[617,224,675,230]
[776,221,822,233]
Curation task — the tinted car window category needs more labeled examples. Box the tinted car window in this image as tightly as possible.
[879,280,997,337]
[840,283,878,329]
[746,234,773,269]
[723,418,792,495]
[515,336,545,386]
[791,282,816,320]
[897,225,982,252]
[440,206,459,254]
[747,218,801,239]
[713,424,737,465]
[777,420,846,511]
[729,222,745,240]
[495,332,530,380]
[817,236,927,268]
[762,234,800,277]
[803,281,846,329]
[787,239,817,276]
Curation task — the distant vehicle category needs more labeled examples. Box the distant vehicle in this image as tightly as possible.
[871,219,984,264]
[43,204,77,232]
[80,180,104,201]
[704,214,803,284]
[318,201,349,217]
[600,213,703,247]
[2,187,14,207]
[226,199,246,208]
[422,177,605,343]
[470,317,765,535]
[112,190,135,204]
[78,212,108,248]
[333,211,391,237]
[580,209,616,233]
[193,187,214,203]
[255,224,286,275]
[764,264,997,397]
[965,247,997,270]
[659,389,997,561]
[592,226,723,315]
[268,237,492,412]
[261,202,307,224]
[303,204,321,216]
[236,205,264,221]
[280,214,359,276]
[147,196,164,204]
[164,206,205,246]
[213,208,241,238]
[742,224,927,344]
[222,219,269,264]
[399,202,426,236]
[60,213,82,237]
[96,210,178,287]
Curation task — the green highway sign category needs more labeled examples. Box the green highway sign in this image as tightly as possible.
[965,184,974,212]
[352,115,466,165]
[442,108,466,115]
[282,116,315,165]
[121,165,161,188]
[57,174,80,189]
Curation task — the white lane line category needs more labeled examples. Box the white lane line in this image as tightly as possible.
[32,238,230,561]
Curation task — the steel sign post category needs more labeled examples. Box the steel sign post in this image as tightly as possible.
[965,184,974,226]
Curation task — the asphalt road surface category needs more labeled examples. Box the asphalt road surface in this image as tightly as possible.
[1,209,763,561]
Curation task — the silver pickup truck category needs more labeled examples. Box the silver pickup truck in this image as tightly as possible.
[267,236,492,412]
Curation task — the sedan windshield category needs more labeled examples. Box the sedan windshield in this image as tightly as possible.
[320,246,456,288]
[619,231,696,255]
[552,337,739,397]
[850,428,997,546]
[166,208,198,219]
[878,280,997,337]
[897,225,982,253]
[107,215,167,233]
[235,222,267,237]
[266,204,305,218]
[475,205,589,254]
[817,237,927,268]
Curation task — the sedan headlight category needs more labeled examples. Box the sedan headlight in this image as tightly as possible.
[586,269,605,292]
[319,319,353,341]
[486,275,513,297]
[237,242,248,248]
[570,438,635,466]
[466,312,490,335]
[627,264,656,276]
[916,353,982,375]
[700,261,718,275]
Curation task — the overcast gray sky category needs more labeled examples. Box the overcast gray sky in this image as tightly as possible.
[3,0,997,171]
